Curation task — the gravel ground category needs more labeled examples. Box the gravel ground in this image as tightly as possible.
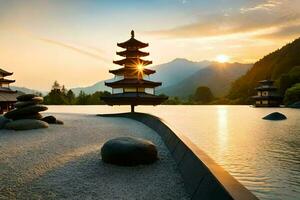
[0,113,189,200]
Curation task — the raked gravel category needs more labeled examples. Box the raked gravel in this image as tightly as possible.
[0,113,189,200]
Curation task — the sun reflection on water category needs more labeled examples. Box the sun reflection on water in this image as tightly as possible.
[217,106,228,156]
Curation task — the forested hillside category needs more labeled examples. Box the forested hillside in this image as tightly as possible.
[227,37,300,103]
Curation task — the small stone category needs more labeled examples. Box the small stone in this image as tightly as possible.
[41,116,57,124]
[55,120,64,125]
[17,94,37,101]
[5,119,49,130]
[263,112,287,120]
[12,113,43,120]
[289,101,300,109]
[4,105,48,119]
[101,137,158,166]
[15,101,36,109]
[0,116,11,129]
[32,97,44,104]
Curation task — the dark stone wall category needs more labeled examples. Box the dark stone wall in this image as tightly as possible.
[99,112,258,200]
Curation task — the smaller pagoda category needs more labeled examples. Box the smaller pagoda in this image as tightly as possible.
[101,30,167,112]
[0,68,19,113]
[252,80,282,107]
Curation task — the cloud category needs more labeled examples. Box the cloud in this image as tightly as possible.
[240,0,282,13]
[38,38,109,62]
[256,23,300,39]
[147,0,300,40]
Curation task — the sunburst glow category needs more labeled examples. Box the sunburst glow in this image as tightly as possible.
[137,64,144,72]
[216,55,230,63]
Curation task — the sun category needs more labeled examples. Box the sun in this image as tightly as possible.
[216,54,230,63]
[136,64,144,72]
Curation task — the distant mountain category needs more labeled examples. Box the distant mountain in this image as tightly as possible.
[158,62,252,98]
[70,58,210,95]
[151,58,210,87]
[70,58,252,98]
[227,37,300,103]
[71,79,112,96]
[10,86,46,96]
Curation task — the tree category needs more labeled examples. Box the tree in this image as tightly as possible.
[44,81,68,105]
[192,86,214,104]
[66,90,76,104]
[284,83,300,105]
[76,91,88,105]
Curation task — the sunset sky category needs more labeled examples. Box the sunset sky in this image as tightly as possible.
[0,0,299,91]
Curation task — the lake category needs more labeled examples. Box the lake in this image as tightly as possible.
[46,105,300,200]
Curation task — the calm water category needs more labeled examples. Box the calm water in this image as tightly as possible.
[46,105,300,200]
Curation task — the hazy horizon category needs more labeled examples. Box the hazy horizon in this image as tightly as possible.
[0,0,299,91]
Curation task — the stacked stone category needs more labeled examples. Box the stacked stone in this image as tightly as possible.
[3,94,49,130]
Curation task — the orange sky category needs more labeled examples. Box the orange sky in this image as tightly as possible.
[0,0,299,91]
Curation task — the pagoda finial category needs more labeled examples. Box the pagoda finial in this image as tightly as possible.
[131,30,135,38]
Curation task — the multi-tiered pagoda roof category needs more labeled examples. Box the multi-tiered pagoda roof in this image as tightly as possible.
[252,80,282,107]
[0,68,20,113]
[101,30,167,112]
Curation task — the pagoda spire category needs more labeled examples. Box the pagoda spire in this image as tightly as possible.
[131,30,135,38]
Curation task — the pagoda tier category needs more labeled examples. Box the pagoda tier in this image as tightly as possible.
[105,78,161,88]
[117,31,148,49]
[113,57,152,67]
[0,68,18,114]
[117,49,149,58]
[109,67,155,76]
[0,78,15,83]
[0,68,13,77]
[101,30,167,112]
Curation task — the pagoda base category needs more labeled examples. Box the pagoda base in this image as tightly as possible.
[101,92,168,106]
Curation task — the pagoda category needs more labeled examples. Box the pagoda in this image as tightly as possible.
[0,68,19,113]
[101,30,167,112]
[252,80,282,107]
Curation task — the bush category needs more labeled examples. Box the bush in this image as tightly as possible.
[284,83,300,105]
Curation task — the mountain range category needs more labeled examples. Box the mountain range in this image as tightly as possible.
[70,59,252,98]
[12,59,252,99]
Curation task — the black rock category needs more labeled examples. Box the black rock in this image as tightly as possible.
[15,101,37,109]
[41,116,57,124]
[4,119,49,130]
[12,113,43,120]
[17,94,37,101]
[288,101,300,109]
[55,120,64,125]
[32,97,44,104]
[101,137,158,166]
[263,112,287,120]
[0,116,11,129]
[4,105,48,119]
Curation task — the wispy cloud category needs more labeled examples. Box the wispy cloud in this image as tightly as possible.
[240,0,283,13]
[38,38,108,62]
[147,0,300,40]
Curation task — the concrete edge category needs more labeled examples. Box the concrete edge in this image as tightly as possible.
[98,112,259,200]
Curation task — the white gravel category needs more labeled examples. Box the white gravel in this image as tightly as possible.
[0,113,189,200]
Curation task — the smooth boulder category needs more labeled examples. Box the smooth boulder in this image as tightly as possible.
[17,94,37,101]
[15,101,36,109]
[5,119,49,130]
[42,116,57,124]
[289,101,300,109]
[12,113,43,120]
[101,137,158,166]
[263,112,287,120]
[55,120,64,125]
[0,116,11,129]
[4,105,48,119]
